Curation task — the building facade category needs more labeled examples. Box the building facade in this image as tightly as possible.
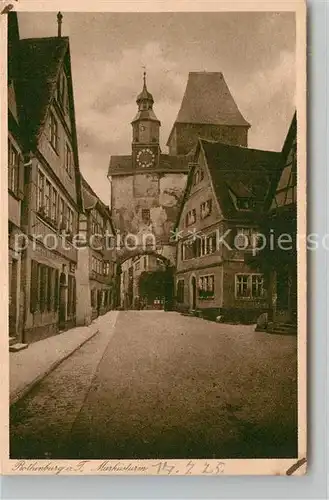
[9,14,84,344]
[8,13,26,345]
[167,72,250,155]
[174,138,281,323]
[253,113,297,333]
[76,177,117,325]
[108,71,251,306]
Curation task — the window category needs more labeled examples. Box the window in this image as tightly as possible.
[143,256,147,269]
[36,170,74,233]
[65,143,73,177]
[51,186,58,222]
[142,209,150,224]
[185,209,196,227]
[235,274,265,299]
[45,179,51,217]
[236,198,255,210]
[91,209,104,235]
[30,261,59,313]
[49,111,59,152]
[235,228,259,249]
[8,139,20,194]
[182,239,198,260]
[135,261,140,271]
[92,256,103,275]
[67,207,74,233]
[57,72,68,110]
[103,261,110,276]
[59,198,66,229]
[192,168,204,186]
[198,275,215,299]
[200,199,212,219]
[182,232,217,260]
[37,171,45,212]
[176,280,185,303]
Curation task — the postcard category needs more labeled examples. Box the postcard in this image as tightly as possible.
[1,0,306,476]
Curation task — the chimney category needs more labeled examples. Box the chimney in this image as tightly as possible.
[57,11,63,38]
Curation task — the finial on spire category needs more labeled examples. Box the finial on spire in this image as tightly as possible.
[57,11,63,38]
[142,66,147,88]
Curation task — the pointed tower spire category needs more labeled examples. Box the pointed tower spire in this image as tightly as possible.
[57,11,63,38]
[131,71,160,124]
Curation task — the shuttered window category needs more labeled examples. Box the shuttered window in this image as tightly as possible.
[30,260,39,313]
[54,269,59,311]
[30,261,60,313]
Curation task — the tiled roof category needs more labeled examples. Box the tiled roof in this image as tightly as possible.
[167,72,250,145]
[81,176,115,232]
[15,36,69,146]
[108,153,190,176]
[265,112,297,212]
[200,139,281,219]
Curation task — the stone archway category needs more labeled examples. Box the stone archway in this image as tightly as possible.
[118,250,174,311]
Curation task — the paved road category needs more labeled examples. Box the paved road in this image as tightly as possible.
[10,311,297,459]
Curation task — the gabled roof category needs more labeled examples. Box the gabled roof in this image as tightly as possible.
[202,140,280,219]
[167,72,250,145]
[175,139,281,227]
[108,153,190,176]
[15,35,84,211]
[16,36,69,146]
[265,112,297,212]
[81,176,115,233]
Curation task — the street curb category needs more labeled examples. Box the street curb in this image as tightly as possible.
[10,328,100,406]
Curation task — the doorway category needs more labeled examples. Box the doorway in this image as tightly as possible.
[59,272,67,329]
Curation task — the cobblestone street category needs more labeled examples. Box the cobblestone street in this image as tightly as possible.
[10,311,298,460]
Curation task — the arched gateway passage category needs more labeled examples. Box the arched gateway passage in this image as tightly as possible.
[117,249,175,311]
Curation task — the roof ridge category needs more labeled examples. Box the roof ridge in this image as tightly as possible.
[200,138,280,156]
[20,36,69,42]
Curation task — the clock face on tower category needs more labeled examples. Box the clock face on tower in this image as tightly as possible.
[136,148,156,168]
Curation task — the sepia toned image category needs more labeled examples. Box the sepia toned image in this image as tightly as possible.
[2,1,306,475]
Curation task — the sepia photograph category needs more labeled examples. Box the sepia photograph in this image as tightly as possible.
[2,1,306,475]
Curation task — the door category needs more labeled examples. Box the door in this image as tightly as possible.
[276,266,295,323]
[191,276,197,310]
[59,273,67,328]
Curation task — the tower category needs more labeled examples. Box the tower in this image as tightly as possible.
[131,72,161,171]
[167,72,251,155]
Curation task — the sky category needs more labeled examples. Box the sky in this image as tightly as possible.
[18,12,296,204]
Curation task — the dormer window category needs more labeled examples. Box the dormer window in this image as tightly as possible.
[192,167,204,186]
[57,71,68,110]
[236,198,255,210]
[49,111,59,152]
[65,143,73,178]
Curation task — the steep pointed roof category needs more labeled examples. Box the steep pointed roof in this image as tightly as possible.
[174,139,281,228]
[81,176,115,233]
[167,72,250,145]
[131,72,160,124]
[16,36,69,145]
[15,35,84,211]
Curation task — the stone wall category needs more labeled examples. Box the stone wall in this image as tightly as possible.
[111,172,187,260]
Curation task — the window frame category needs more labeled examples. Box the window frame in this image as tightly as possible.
[8,139,20,195]
[198,274,215,300]
[141,208,151,224]
[49,111,59,153]
[235,273,265,300]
